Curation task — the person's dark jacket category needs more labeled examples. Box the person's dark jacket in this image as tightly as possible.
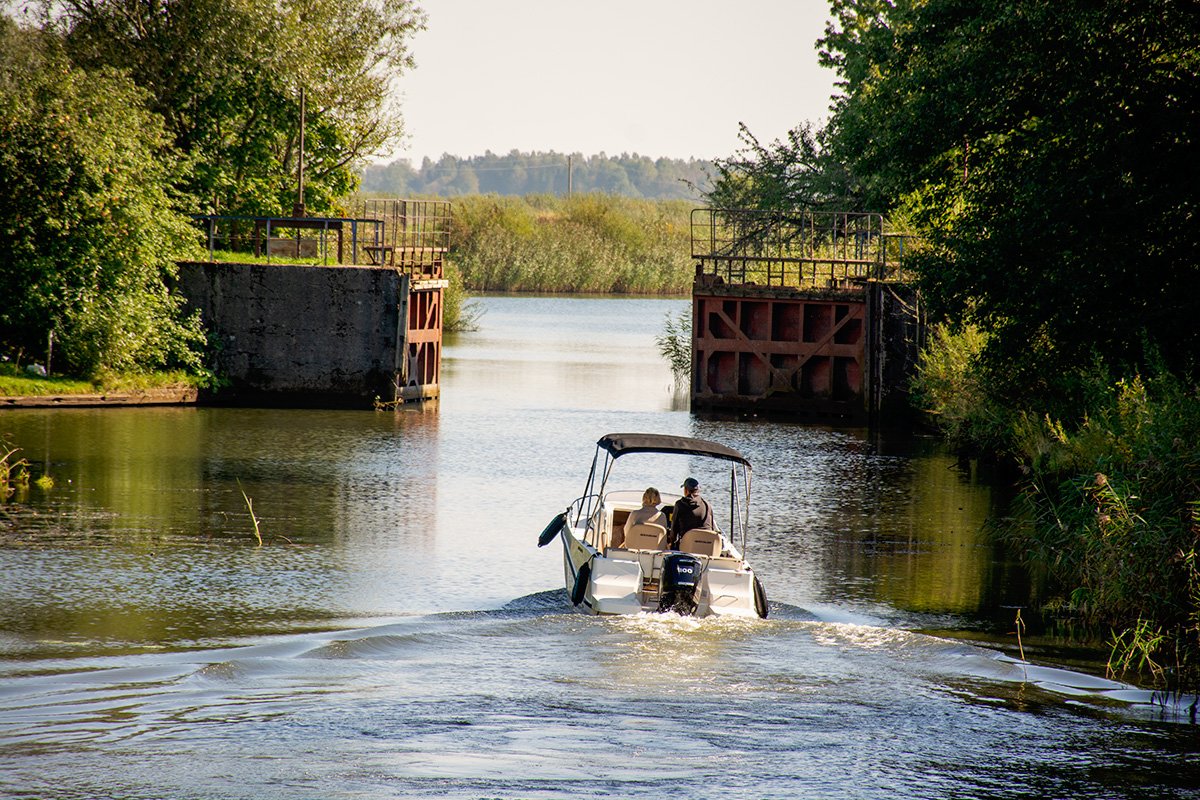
[670,493,714,546]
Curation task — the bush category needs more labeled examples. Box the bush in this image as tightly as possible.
[0,21,204,376]
[442,260,483,332]
[1002,372,1200,688]
[655,308,692,389]
[910,323,1011,450]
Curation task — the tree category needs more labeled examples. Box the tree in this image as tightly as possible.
[0,19,204,375]
[360,151,712,200]
[705,122,857,211]
[817,0,1200,402]
[40,0,425,216]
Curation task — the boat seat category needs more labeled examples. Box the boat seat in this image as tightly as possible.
[625,522,667,550]
[679,528,721,557]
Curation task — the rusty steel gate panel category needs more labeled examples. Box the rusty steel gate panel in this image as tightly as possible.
[691,290,868,418]
[687,207,922,421]
[395,276,443,402]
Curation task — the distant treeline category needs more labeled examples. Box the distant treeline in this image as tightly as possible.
[361,151,713,200]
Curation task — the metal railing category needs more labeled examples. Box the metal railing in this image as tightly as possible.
[193,215,387,266]
[346,198,452,279]
[690,208,911,288]
[193,199,451,277]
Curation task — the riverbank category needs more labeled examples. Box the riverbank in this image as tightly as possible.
[913,325,1200,692]
[0,366,202,408]
[1,386,198,408]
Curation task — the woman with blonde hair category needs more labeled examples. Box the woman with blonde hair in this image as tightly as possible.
[624,487,665,538]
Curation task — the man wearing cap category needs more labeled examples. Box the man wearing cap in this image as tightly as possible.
[670,477,714,549]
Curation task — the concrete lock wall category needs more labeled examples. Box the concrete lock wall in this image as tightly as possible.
[176,261,403,406]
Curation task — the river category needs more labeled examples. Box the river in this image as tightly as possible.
[0,296,1196,799]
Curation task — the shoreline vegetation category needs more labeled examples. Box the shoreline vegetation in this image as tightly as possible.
[914,326,1200,696]
[447,194,694,295]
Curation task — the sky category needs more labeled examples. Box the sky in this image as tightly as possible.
[389,0,841,164]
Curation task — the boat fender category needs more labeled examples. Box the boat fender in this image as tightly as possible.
[571,560,592,606]
[538,512,567,547]
[753,576,769,619]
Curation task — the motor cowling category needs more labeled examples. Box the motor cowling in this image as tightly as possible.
[658,552,703,615]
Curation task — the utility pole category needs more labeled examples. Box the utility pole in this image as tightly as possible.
[294,86,306,218]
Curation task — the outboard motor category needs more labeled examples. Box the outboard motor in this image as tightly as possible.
[658,552,703,615]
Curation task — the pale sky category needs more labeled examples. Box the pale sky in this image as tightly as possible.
[391,0,840,164]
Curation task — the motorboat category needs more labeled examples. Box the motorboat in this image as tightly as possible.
[538,433,768,618]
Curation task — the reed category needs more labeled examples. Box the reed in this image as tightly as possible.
[236,479,263,547]
[449,194,694,294]
[0,439,30,501]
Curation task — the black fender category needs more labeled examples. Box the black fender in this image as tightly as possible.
[538,512,567,547]
[571,560,592,606]
[753,576,769,619]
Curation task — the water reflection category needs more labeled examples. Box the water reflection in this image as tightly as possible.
[1,295,1195,800]
[0,297,1031,657]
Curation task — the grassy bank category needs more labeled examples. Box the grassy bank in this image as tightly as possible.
[448,194,694,294]
[914,325,1200,691]
[0,364,203,397]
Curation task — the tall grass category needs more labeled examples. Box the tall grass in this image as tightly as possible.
[1,437,30,502]
[449,194,694,294]
[916,327,1200,690]
[0,363,204,396]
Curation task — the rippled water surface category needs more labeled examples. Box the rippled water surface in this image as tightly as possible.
[1,296,1197,799]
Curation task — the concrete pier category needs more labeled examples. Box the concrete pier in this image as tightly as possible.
[176,261,444,408]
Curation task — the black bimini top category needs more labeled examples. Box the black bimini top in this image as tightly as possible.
[596,433,750,466]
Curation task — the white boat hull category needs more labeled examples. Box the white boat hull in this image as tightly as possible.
[561,525,762,618]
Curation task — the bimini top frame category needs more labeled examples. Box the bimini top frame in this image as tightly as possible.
[572,433,754,553]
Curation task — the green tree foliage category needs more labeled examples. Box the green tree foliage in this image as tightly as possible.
[816,0,1200,403]
[0,20,205,375]
[362,151,712,200]
[41,0,425,216]
[706,122,856,211]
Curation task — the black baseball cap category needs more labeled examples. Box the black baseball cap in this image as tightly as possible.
[681,477,699,490]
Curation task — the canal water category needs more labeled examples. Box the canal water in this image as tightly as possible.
[0,296,1196,799]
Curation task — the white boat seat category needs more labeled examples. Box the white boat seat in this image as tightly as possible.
[679,528,721,557]
[625,522,667,550]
